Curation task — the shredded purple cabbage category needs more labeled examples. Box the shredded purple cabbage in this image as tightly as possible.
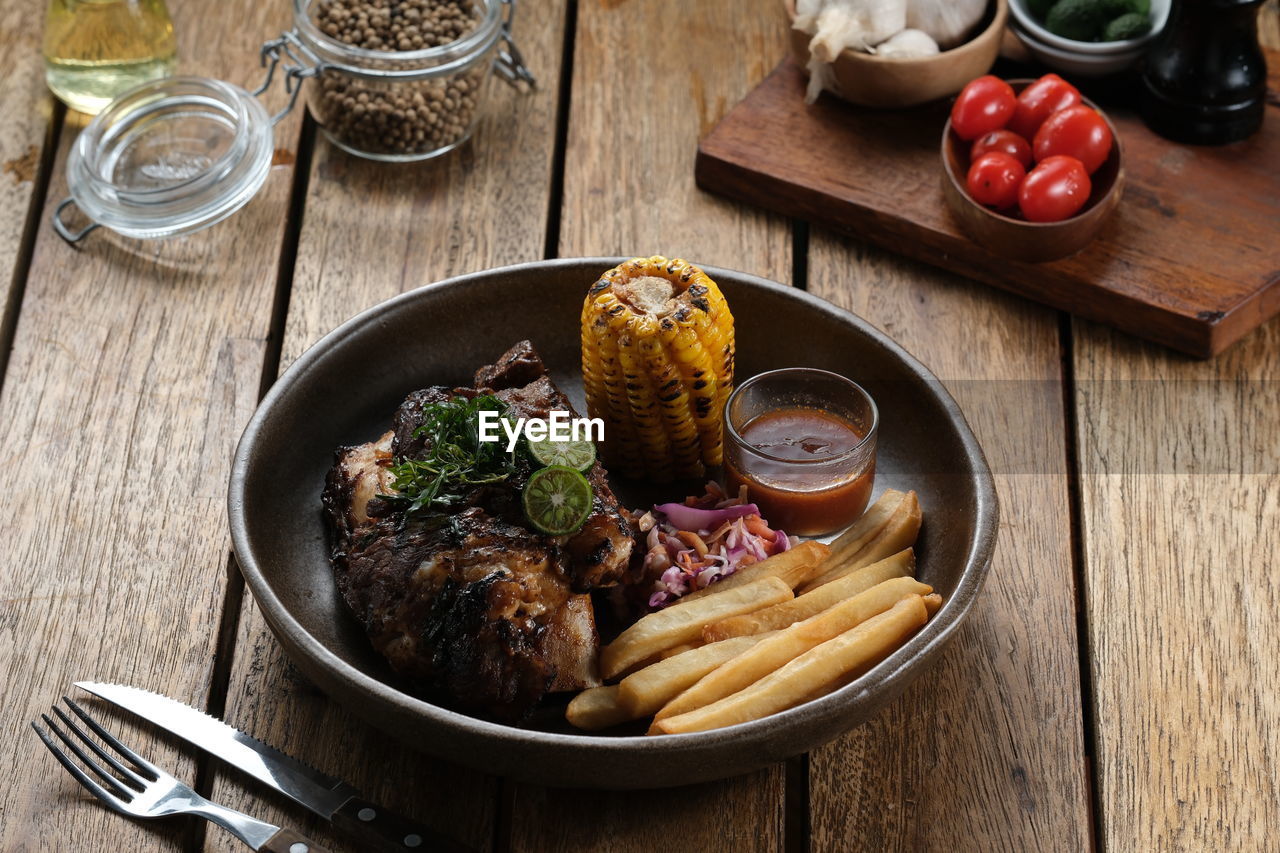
[652,501,760,532]
[643,487,796,609]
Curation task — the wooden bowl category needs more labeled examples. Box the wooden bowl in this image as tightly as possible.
[941,83,1124,263]
[785,0,1009,109]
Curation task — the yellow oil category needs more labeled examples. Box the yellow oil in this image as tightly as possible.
[43,0,178,115]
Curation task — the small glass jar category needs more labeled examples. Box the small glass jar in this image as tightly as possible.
[58,76,273,241]
[292,0,511,162]
[724,368,879,537]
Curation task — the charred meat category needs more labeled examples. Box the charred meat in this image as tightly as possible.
[322,341,634,721]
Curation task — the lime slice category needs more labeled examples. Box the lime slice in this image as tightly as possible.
[526,433,596,472]
[523,465,594,535]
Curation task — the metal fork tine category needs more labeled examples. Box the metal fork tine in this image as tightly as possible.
[34,706,297,852]
[32,720,133,809]
[63,697,160,780]
[51,705,148,791]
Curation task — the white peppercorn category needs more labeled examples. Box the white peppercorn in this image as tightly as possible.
[309,0,487,157]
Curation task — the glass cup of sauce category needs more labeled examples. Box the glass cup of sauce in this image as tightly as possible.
[724,368,878,537]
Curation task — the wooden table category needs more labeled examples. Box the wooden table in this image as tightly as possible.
[1,2,1276,850]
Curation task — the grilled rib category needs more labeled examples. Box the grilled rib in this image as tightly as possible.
[322,341,634,721]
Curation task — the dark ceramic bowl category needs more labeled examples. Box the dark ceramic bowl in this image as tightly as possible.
[941,81,1124,263]
[228,258,998,789]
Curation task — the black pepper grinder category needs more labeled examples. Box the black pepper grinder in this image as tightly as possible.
[1140,0,1268,144]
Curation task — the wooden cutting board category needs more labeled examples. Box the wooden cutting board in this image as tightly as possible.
[695,58,1280,358]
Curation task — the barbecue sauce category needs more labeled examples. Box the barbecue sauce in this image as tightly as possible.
[725,407,874,536]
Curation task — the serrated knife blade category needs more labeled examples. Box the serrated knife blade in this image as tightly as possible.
[76,682,470,852]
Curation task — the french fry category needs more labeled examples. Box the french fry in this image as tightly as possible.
[652,596,929,735]
[826,489,905,564]
[655,576,932,723]
[675,540,830,605]
[660,643,701,660]
[798,492,922,594]
[799,597,946,696]
[599,577,793,679]
[617,634,770,716]
[566,685,632,731]
[568,637,773,727]
[702,549,915,642]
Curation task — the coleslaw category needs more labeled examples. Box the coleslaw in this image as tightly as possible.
[636,482,796,609]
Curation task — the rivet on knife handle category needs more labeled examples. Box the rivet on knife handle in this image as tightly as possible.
[331,797,473,853]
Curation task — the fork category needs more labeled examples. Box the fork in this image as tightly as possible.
[32,697,331,853]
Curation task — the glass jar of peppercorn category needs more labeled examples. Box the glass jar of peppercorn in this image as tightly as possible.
[293,0,533,161]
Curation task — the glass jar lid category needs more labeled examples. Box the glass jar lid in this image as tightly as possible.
[56,75,275,242]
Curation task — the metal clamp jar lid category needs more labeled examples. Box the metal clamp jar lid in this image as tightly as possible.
[53,0,532,244]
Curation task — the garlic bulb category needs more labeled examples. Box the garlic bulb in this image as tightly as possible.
[794,0,983,103]
[809,0,907,62]
[905,0,986,50]
[794,0,823,31]
[873,28,939,58]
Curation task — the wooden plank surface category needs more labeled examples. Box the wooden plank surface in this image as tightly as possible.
[506,0,793,850]
[1073,320,1280,850]
[203,3,571,851]
[0,0,302,849]
[695,58,1280,358]
[805,232,1092,851]
[551,0,791,271]
[0,0,56,370]
[1071,15,1280,851]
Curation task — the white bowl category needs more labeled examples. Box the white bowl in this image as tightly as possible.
[1010,19,1147,76]
[1009,0,1169,55]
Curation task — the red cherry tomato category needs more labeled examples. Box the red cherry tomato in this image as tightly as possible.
[970,129,1033,169]
[1018,156,1092,223]
[966,152,1026,209]
[1008,73,1082,140]
[1033,105,1113,175]
[950,76,1017,141]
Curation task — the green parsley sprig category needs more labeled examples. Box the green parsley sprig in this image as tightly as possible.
[383,395,517,515]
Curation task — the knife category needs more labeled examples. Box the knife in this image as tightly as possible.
[76,682,472,853]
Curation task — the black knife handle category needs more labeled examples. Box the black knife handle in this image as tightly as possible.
[332,798,473,853]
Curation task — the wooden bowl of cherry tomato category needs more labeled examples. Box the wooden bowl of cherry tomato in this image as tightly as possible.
[940,74,1124,263]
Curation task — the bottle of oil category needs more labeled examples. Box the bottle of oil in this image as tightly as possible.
[43,0,178,115]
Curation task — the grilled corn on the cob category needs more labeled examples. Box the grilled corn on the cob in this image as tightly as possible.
[581,257,735,482]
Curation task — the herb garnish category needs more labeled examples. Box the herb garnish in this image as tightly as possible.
[382,395,517,515]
